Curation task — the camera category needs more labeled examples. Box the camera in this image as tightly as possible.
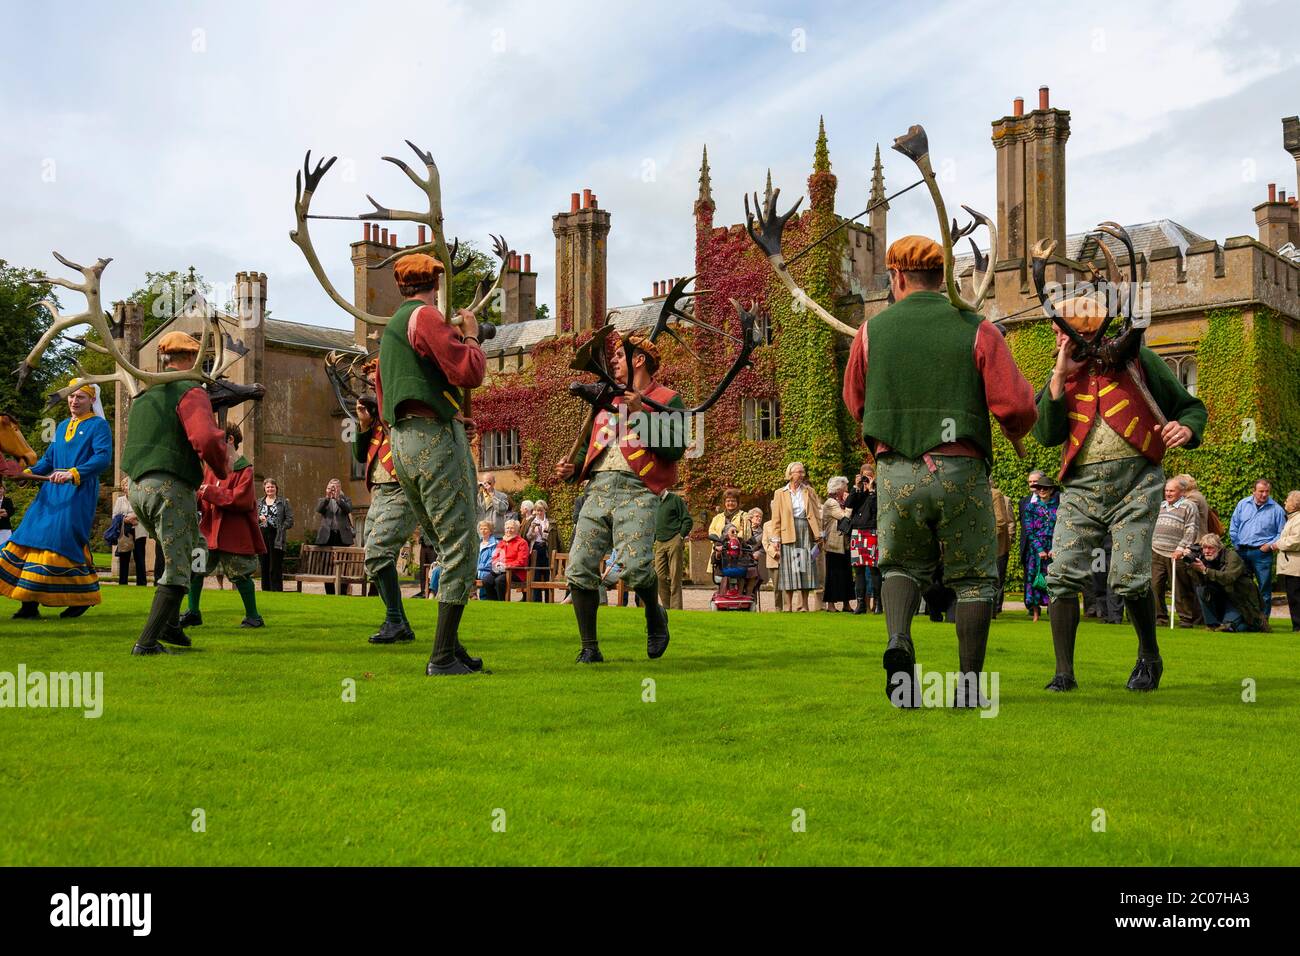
[1179,544,1206,565]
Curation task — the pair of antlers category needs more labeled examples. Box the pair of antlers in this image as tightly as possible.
[16,253,246,407]
[290,142,510,330]
[1031,220,1146,371]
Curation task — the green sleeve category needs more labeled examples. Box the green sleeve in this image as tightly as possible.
[1138,347,1207,449]
[1030,385,1069,448]
[644,393,689,462]
[677,498,695,537]
[351,426,373,465]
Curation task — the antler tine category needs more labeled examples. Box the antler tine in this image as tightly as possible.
[290,148,391,329]
[1089,231,1123,301]
[1095,220,1138,320]
[467,234,511,317]
[959,205,997,309]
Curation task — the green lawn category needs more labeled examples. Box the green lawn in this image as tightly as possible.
[1,588,1296,866]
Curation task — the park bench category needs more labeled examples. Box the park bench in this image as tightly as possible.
[293,545,367,595]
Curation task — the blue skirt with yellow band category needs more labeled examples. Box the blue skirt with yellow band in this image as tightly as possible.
[0,543,101,607]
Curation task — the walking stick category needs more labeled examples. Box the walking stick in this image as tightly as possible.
[1169,554,1177,630]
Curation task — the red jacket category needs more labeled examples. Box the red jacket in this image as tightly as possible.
[199,457,267,556]
[491,535,531,581]
[576,383,682,494]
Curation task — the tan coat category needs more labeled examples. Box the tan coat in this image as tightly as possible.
[761,519,782,570]
[1276,511,1300,578]
[771,483,822,544]
[992,488,1015,556]
[822,496,849,554]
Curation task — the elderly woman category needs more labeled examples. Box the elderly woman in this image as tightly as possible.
[257,478,293,592]
[0,381,112,618]
[1020,474,1060,622]
[1275,491,1300,632]
[475,520,500,600]
[488,518,530,601]
[707,487,751,576]
[845,459,881,614]
[316,477,353,595]
[113,475,149,586]
[746,507,769,602]
[821,476,854,611]
[771,462,822,612]
[527,499,562,602]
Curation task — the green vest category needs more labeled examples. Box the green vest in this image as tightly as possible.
[860,291,993,461]
[121,380,206,486]
[379,300,460,425]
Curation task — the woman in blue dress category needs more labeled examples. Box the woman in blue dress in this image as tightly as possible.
[0,381,113,618]
[1020,475,1061,622]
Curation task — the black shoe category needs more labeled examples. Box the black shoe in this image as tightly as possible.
[239,616,265,629]
[60,605,90,619]
[13,602,39,619]
[952,674,989,709]
[369,620,410,644]
[159,626,191,647]
[853,605,867,615]
[1127,657,1163,692]
[575,647,605,664]
[132,642,172,656]
[177,610,203,628]
[882,634,917,708]
[1044,674,1078,692]
[426,658,475,676]
[455,645,484,671]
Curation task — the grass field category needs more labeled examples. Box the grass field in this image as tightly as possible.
[1,588,1296,866]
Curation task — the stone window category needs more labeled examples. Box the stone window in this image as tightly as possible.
[480,428,520,469]
[742,398,781,442]
[1162,354,1198,397]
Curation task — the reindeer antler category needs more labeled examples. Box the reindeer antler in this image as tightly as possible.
[744,187,857,338]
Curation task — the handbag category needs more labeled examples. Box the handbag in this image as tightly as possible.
[836,515,853,536]
[103,513,124,548]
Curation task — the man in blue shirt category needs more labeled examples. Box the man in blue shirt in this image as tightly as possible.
[1229,478,1287,614]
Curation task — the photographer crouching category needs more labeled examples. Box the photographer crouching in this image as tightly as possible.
[1186,534,1269,633]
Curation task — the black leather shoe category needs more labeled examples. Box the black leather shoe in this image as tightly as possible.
[455,645,484,671]
[13,603,39,619]
[132,642,172,656]
[239,616,265,629]
[368,620,410,644]
[60,605,89,619]
[853,605,867,615]
[1127,657,1163,691]
[1125,658,1143,689]
[1044,674,1078,692]
[647,632,670,660]
[426,658,474,676]
[575,647,605,664]
[177,610,203,628]
[882,635,917,708]
[952,675,989,709]
[159,626,191,647]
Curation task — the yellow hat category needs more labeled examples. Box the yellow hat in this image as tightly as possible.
[157,331,202,354]
[393,254,444,287]
[1056,295,1106,334]
[68,377,97,397]
[622,332,661,367]
[885,235,945,272]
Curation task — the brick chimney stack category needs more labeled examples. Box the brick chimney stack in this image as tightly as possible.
[1283,116,1300,246]
[990,86,1070,295]
[351,221,402,347]
[1254,182,1294,251]
[553,186,611,335]
[500,249,538,326]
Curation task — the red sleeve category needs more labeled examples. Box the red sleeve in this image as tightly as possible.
[843,322,868,422]
[408,305,486,389]
[178,388,229,479]
[974,321,1037,442]
[203,466,253,510]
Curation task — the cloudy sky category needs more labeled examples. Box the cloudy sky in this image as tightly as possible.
[2,0,1297,329]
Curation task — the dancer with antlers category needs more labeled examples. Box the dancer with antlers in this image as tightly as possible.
[0,380,112,619]
[1028,227,1206,692]
[121,332,231,654]
[745,125,1035,708]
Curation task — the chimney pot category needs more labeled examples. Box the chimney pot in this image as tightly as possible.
[1269,183,1277,202]
[1038,86,1049,110]
[523,253,531,273]
[582,188,592,209]
[418,225,427,244]
[364,222,373,242]
[1281,190,1289,202]
[391,232,398,247]
[570,192,580,213]
[591,194,598,209]
[380,228,389,245]
[1013,97,1024,117]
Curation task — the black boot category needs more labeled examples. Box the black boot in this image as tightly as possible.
[953,601,992,708]
[570,587,603,663]
[369,620,413,644]
[881,576,921,707]
[1046,596,1081,691]
[13,602,39,619]
[177,609,203,628]
[637,586,670,659]
[1125,592,1163,691]
[426,602,476,675]
[60,605,90,619]
[454,639,484,672]
[370,566,413,644]
[133,585,186,655]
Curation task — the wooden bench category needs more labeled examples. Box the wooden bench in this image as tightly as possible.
[526,552,569,602]
[293,545,368,595]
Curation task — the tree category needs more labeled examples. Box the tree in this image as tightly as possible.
[0,259,70,434]
[448,241,502,320]
[535,303,550,322]
[128,268,211,340]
